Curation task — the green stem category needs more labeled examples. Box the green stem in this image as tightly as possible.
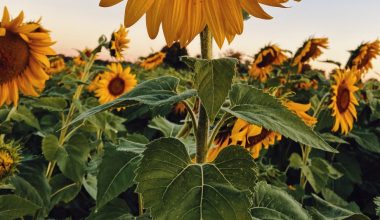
[138,193,144,216]
[45,55,95,179]
[196,27,213,163]
[207,113,230,151]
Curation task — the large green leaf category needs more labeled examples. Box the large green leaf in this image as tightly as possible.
[9,176,44,207]
[10,105,40,130]
[50,174,81,208]
[0,195,40,220]
[87,199,148,220]
[135,138,255,220]
[97,148,141,209]
[57,134,91,182]
[70,76,196,125]
[307,194,370,220]
[349,130,380,154]
[29,97,68,111]
[251,182,310,220]
[183,57,237,122]
[42,134,65,161]
[223,84,336,152]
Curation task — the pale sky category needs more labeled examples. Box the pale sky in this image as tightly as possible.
[2,0,380,78]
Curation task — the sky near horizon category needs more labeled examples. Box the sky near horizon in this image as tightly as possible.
[1,0,380,77]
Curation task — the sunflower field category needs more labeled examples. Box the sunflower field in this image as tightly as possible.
[1,1,380,220]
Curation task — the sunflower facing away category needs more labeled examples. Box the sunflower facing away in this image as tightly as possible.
[249,44,288,82]
[99,0,290,47]
[0,7,55,107]
[207,118,282,161]
[292,38,329,73]
[329,69,359,135]
[346,40,380,79]
[110,25,130,60]
[73,48,93,66]
[140,52,166,70]
[94,63,137,107]
[48,56,66,74]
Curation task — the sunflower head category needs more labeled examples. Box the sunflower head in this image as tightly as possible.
[292,38,329,73]
[0,142,21,181]
[140,52,166,70]
[48,56,66,74]
[284,101,317,127]
[109,25,130,60]
[249,44,288,82]
[0,7,55,107]
[73,48,94,66]
[346,40,380,79]
[172,102,187,116]
[94,63,137,109]
[99,0,291,48]
[329,69,359,135]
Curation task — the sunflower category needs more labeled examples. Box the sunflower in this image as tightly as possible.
[73,48,93,66]
[346,40,380,79]
[109,25,130,60]
[329,69,359,135]
[99,0,289,48]
[94,63,137,107]
[0,142,21,180]
[140,52,166,70]
[207,118,281,161]
[0,7,55,107]
[249,44,287,82]
[292,38,328,73]
[296,79,318,90]
[48,56,66,74]
[284,101,317,127]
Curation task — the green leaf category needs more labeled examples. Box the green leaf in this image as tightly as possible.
[0,195,40,220]
[307,194,370,220]
[374,197,380,217]
[87,199,136,220]
[83,174,97,200]
[70,76,197,125]
[223,84,336,153]
[10,106,40,130]
[320,133,349,145]
[9,176,44,207]
[97,148,141,209]
[349,130,380,154]
[29,97,67,111]
[50,174,81,207]
[135,138,254,220]
[289,153,304,169]
[251,182,310,220]
[57,134,90,182]
[115,134,149,154]
[302,158,343,193]
[185,57,237,122]
[42,135,65,161]
[148,116,182,137]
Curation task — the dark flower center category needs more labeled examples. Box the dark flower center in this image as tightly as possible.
[108,77,125,96]
[0,31,30,84]
[257,49,276,68]
[337,86,350,113]
[247,128,271,147]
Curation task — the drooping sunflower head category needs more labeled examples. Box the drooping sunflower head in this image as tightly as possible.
[346,40,380,78]
[73,48,93,66]
[99,0,291,48]
[284,101,317,127]
[329,69,359,135]
[0,142,21,181]
[94,63,137,107]
[140,52,166,70]
[109,24,130,60]
[292,38,329,73]
[0,7,55,107]
[47,56,66,74]
[249,44,288,82]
